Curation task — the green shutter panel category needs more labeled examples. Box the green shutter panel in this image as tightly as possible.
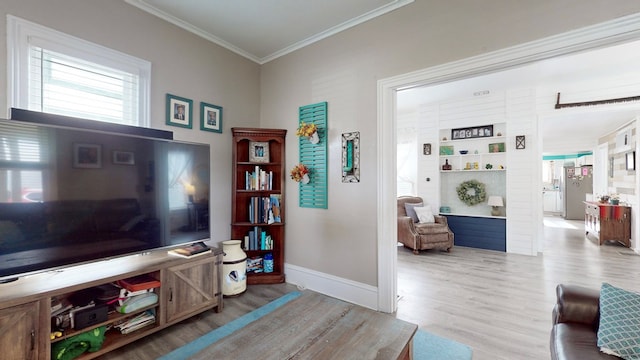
[298,102,328,209]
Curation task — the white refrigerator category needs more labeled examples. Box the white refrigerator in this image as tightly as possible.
[562,166,593,220]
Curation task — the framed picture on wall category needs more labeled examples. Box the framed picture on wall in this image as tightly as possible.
[113,151,135,165]
[200,102,223,133]
[626,151,635,171]
[166,93,193,128]
[73,143,102,169]
[451,125,493,140]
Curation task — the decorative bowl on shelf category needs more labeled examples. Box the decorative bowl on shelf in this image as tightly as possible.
[459,150,468,155]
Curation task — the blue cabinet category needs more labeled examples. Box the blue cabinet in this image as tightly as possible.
[444,215,506,251]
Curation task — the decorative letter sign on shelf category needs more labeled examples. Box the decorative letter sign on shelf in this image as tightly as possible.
[298,102,328,209]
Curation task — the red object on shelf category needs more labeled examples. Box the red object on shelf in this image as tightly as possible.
[117,274,161,292]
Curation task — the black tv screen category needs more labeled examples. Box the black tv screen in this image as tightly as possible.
[0,110,211,281]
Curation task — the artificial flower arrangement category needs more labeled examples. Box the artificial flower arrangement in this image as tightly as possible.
[296,122,318,137]
[290,163,310,183]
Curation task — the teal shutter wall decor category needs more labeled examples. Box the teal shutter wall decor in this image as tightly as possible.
[298,102,328,209]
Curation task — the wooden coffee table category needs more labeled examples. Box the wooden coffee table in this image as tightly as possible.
[191,291,417,359]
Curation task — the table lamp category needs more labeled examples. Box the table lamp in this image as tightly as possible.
[488,196,504,216]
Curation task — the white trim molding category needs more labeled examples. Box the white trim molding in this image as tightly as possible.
[285,263,378,310]
[377,12,640,313]
[125,0,414,64]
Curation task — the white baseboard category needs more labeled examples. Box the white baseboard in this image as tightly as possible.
[284,263,379,310]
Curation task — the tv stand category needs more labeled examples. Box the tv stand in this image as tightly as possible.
[0,248,223,360]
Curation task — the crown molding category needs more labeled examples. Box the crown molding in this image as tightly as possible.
[125,0,413,64]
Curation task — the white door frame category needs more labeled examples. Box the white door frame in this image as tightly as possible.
[377,13,640,313]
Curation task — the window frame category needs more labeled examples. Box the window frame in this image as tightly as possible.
[6,15,151,127]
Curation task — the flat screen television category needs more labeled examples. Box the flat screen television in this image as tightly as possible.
[0,109,211,282]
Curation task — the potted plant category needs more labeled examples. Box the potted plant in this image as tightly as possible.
[290,164,310,184]
[609,193,620,205]
[296,122,319,144]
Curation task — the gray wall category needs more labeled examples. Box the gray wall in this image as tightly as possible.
[3,0,640,288]
[259,0,640,286]
[0,0,262,243]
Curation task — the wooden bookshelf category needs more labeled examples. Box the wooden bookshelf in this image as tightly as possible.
[231,128,287,284]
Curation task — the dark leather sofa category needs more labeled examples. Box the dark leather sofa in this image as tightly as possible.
[550,284,621,359]
[0,198,158,253]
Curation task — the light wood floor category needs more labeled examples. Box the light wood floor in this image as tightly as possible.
[100,215,640,359]
[396,215,640,360]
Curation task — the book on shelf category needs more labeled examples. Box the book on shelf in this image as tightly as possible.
[247,256,264,273]
[248,195,281,224]
[168,241,211,258]
[115,310,156,334]
[244,227,274,251]
[245,166,274,190]
[117,274,161,292]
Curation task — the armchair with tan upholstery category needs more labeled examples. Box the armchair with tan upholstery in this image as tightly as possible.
[397,196,454,254]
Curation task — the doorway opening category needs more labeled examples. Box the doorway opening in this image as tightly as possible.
[379,14,640,313]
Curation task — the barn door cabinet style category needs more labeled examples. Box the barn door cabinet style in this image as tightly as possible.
[0,250,222,360]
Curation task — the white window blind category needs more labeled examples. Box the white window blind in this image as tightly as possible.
[8,15,151,127]
[28,47,140,125]
[0,122,49,202]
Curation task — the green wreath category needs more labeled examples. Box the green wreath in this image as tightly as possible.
[456,180,487,206]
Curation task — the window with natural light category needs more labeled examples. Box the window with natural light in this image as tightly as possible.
[168,147,195,210]
[6,16,151,204]
[0,122,48,203]
[28,47,140,125]
[8,15,150,127]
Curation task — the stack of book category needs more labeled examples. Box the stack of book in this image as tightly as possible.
[114,310,156,334]
[243,227,273,251]
[248,195,281,224]
[168,241,211,258]
[245,166,273,190]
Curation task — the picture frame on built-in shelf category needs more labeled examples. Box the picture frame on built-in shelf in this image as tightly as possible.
[112,151,135,165]
[249,141,270,163]
[439,145,454,155]
[451,125,493,140]
[166,94,193,129]
[200,102,223,133]
[73,143,102,169]
[488,142,506,153]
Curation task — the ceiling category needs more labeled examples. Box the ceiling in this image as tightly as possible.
[397,40,640,155]
[125,0,413,64]
[123,0,639,154]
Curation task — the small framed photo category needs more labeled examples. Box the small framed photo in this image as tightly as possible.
[423,143,431,155]
[489,142,505,153]
[113,151,135,165]
[626,151,635,171]
[200,102,223,133]
[74,143,102,168]
[166,93,193,128]
[515,135,526,149]
[249,141,270,163]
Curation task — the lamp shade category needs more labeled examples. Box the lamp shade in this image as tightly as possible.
[487,196,504,207]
